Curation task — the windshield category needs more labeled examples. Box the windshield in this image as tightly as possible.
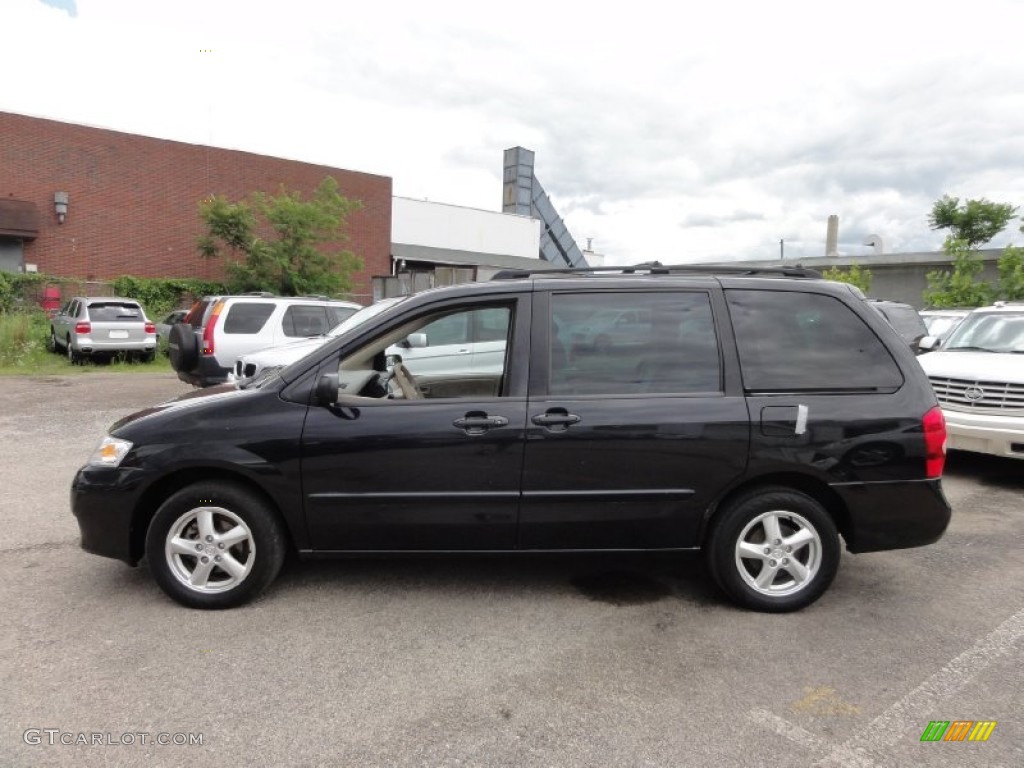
[327,297,406,338]
[943,311,1024,353]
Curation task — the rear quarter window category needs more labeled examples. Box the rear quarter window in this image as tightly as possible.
[726,290,903,391]
[222,302,275,334]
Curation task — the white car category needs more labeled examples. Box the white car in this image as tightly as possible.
[233,298,509,382]
[231,298,404,380]
[917,303,1024,459]
[170,294,362,386]
[919,308,972,346]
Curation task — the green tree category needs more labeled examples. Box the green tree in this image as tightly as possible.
[924,237,994,307]
[997,245,1024,301]
[928,195,1017,249]
[198,176,363,296]
[821,263,872,294]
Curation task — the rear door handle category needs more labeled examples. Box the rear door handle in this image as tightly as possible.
[531,410,581,432]
[453,413,509,435]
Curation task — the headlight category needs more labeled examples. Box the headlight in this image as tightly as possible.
[87,436,133,468]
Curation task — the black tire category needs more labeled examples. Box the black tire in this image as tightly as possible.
[706,486,840,613]
[146,481,287,609]
[66,335,80,364]
[168,322,199,373]
[139,349,156,363]
[49,328,59,353]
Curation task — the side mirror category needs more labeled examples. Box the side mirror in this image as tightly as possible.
[403,332,428,349]
[917,336,940,352]
[315,373,339,405]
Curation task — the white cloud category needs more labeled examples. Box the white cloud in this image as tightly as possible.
[4,0,1024,264]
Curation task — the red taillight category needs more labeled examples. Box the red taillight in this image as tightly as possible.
[201,301,224,355]
[144,322,156,334]
[922,406,947,478]
[75,322,91,334]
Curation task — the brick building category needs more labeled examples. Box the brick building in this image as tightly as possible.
[0,111,392,300]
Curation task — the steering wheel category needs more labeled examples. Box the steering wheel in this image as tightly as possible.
[389,362,422,399]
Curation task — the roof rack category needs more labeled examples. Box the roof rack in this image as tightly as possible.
[491,261,823,281]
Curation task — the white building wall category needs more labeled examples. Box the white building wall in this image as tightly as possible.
[392,197,540,259]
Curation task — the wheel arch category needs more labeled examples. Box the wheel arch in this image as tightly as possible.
[130,468,296,565]
[701,472,852,547]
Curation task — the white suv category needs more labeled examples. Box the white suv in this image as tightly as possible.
[918,303,1024,459]
[169,294,361,386]
[232,298,508,382]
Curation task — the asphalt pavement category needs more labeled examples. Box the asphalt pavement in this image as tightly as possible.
[1,373,1021,767]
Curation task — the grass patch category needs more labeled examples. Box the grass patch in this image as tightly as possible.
[0,311,172,376]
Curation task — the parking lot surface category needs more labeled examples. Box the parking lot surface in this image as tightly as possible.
[1,373,1022,767]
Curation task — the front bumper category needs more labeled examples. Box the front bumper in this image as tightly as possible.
[941,408,1024,460]
[71,466,148,565]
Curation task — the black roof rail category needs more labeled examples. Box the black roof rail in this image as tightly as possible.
[491,262,823,280]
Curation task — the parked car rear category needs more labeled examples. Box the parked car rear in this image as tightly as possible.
[49,297,156,363]
[169,294,361,386]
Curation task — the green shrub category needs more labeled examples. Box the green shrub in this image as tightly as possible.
[112,276,226,319]
[0,311,51,369]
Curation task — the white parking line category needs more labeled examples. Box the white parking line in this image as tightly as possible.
[748,607,1024,767]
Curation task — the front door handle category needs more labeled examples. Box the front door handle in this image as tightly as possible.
[453,412,509,435]
[531,409,581,432]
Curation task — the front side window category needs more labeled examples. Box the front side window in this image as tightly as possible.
[727,290,903,391]
[222,302,275,335]
[332,303,513,400]
[550,291,720,395]
[282,305,330,337]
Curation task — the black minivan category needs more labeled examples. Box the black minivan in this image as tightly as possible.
[72,266,951,612]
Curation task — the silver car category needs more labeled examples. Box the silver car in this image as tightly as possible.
[50,297,157,363]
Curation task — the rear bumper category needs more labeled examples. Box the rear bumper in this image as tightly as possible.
[176,355,231,387]
[73,339,156,354]
[941,408,1024,460]
[834,478,951,553]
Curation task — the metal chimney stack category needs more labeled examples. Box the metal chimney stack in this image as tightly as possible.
[826,215,839,257]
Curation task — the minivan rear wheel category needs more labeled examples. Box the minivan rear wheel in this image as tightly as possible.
[146,481,286,609]
[706,487,839,612]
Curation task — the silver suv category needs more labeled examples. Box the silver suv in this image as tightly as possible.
[169,294,361,386]
[49,297,156,363]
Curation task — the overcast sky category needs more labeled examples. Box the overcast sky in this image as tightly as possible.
[6,0,1024,264]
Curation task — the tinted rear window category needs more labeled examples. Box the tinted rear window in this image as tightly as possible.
[726,290,903,391]
[873,304,927,343]
[86,303,144,322]
[222,303,275,334]
[186,300,212,328]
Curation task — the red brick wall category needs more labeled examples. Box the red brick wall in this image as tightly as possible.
[0,111,392,300]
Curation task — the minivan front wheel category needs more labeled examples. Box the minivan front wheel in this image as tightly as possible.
[707,487,839,612]
[146,481,286,609]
